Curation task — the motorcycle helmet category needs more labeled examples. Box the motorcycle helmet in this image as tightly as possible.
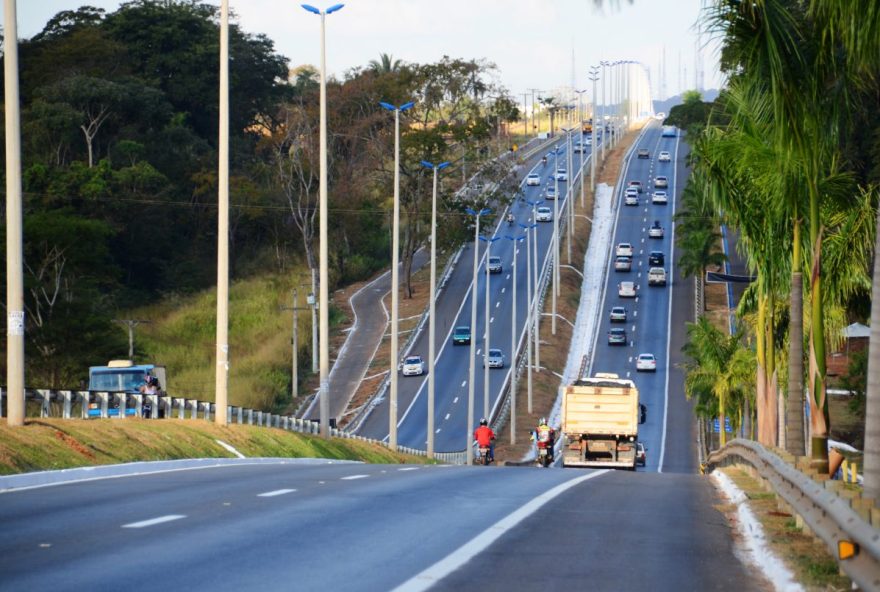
[479,418,488,426]
[539,417,547,425]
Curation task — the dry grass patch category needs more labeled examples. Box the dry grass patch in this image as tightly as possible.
[718,467,851,591]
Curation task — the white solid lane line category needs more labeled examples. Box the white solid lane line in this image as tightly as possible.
[123,515,186,529]
[398,467,419,472]
[257,489,297,497]
[391,471,609,592]
[341,474,369,480]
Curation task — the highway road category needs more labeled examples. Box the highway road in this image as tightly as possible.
[588,123,698,474]
[359,132,599,452]
[0,461,761,591]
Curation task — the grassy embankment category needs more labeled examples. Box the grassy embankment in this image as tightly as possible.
[0,418,429,476]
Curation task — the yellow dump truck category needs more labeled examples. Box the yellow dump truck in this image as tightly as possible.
[561,373,645,470]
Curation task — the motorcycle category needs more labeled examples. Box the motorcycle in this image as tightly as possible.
[541,156,548,166]
[536,439,554,468]
[478,446,493,465]
[507,214,514,227]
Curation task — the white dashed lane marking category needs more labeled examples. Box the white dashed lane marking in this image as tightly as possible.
[398,467,419,472]
[341,475,369,481]
[123,515,186,529]
[258,489,297,498]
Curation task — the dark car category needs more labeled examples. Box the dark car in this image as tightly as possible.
[452,326,471,345]
[607,327,627,346]
[648,251,665,266]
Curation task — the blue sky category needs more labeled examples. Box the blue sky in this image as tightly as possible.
[9,1,722,100]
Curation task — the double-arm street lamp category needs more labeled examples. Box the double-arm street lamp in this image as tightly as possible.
[465,206,491,464]
[302,2,344,437]
[420,159,450,459]
[380,100,415,451]
[588,66,600,194]
[525,198,542,370]
[479,234,501,419]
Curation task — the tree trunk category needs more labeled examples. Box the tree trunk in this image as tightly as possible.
[786,220,806,456]
[808,200,829,473]
[863,204,880,500]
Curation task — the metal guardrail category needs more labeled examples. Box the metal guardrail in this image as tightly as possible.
[0,387,468,464]
[706,439,880,590]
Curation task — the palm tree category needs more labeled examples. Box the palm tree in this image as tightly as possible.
[683,317,757,447]
[809,0,880,502]
[368,53,402,74]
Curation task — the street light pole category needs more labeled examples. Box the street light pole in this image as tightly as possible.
[566,128,574,264]
[303,2,344,438]
[214,0,230,426]
[420,160,449,459]
[528,199,544,372]
[4,0,25,427]
[588,67,599,194]
[465,207,490,464]
[520,222,536,413]
[480,235,501,420]
[551,145,560,336]
[380,100,415,451]
[505,233,525,443]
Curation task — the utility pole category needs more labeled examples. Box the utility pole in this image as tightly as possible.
[522,92,528,137]
[113,319,151,359]
[280,288,309,399]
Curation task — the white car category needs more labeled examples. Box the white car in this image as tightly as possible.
[573,142,583,153]
[652,191,668,204]
[536,206,552,222]
[555,169,568,182]
[614,256,632,272]
[648,267,667,286]
[618,281,637,297]
[484,348,505,368]
[526,173,541,186]
[636,353,657,372]
[584,136,592,145]
[615,242,634,257]
[654,175,669,189]
[648,221,664,238]
[658,151,671,162]
[624,192,639,206]
[401,355,425,376]
[610,306,627,322]
[545,186,557,200]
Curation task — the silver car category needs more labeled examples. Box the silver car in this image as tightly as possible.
[485,348,505,368]
[614,256,632,272]
[610,306,627,322]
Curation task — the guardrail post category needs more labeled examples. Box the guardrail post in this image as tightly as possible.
[255,410,262,425]
[132,394,142,417]
[247,409,253,425]
[204,402,212,421]
[99,392,109,418]
[117,391,126,419]
[37,389,51,418]
[227,405,232,424]
[173,398,182,419]
[0,387,4,418]
[236,406,243,424]
[188,399,198,419]
[60,390,72,418]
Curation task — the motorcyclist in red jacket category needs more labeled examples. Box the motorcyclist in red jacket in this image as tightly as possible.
[474,418,496,462]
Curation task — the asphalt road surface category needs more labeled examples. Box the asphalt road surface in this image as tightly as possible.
[0,461,761,592]
[359,133,600,453]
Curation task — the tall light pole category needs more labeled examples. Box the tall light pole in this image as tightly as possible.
[519,222,536,413]
[420,159,449,459]
[600,60,609,161]
[566,127,574,264]
[4,0,25,427]
[551,145,561,336]
[588,66,600,194]
[465,206,491,464]
[479,234,501,419]
[302,2,344,438]
[214,0,230,426]
[526,198,542,370]
[380,100,415,451]
[504,233,525,444]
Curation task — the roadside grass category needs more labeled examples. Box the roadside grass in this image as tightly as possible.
[132,268,352,414]
[718,467,852,591]
[0,418,430,476]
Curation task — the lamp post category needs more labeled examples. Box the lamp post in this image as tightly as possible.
[4,0,25,427]
[380,100,415,451]
[526,198,542,371]
[504,233,526,443]
[214,0,230,426]
[465,206,491,464]
[565,127,574,264]
[302,2,344,438]
[280,288,310,399]
[600,60,609,161]
[551,145,561,336]
[519,222,536,413]
[479,234,501,419]
[420,159,450,459]
[588,66,599,195]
